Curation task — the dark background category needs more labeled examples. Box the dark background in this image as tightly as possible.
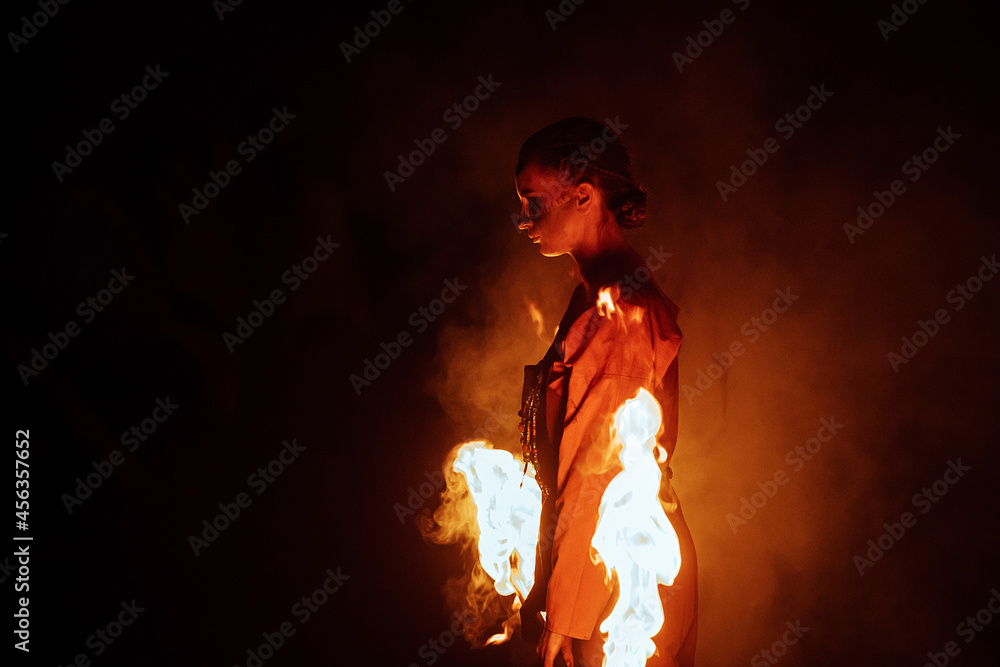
[4,0,999,665]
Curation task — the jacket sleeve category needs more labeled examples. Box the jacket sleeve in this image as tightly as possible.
[543,291,681,639]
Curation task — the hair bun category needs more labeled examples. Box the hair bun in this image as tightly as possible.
[615,185,647,229]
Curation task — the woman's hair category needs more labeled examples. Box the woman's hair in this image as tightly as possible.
[516,116,647,229]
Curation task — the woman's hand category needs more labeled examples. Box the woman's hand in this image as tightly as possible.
[537,627,574,667]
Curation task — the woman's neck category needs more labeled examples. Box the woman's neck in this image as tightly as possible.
[571,226,639,301]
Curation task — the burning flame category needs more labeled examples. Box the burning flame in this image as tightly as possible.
[527,300,558,340]
[426,290,674,657]
[451,441,543,644]
[591,388,682,667]
[597,286,644,325]
[597,287,617,317]
[527,300,546,340]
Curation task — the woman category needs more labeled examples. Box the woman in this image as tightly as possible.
[514,118,698,667]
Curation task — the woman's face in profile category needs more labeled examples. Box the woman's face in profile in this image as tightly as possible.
[515,162,581,257]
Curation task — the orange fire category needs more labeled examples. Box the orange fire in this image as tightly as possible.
[451,441,542,644]
[592,388,682,667]
[428,288,678,661]
[597,286,617,317]
[597,286,644,326]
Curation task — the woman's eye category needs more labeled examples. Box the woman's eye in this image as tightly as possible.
[526,198,548,217]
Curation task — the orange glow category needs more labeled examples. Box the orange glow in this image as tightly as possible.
[527,300,546,340]
[592,388,682,667]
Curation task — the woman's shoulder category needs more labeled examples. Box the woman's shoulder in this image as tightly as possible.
[559,279,681,331]
[627,281,683,341]
[558,280,681,360]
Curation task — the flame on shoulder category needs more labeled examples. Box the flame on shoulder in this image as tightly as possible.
[597,285,644,325]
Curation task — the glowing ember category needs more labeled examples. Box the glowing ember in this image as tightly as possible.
[452,441,543,643]
[591,388,683,667]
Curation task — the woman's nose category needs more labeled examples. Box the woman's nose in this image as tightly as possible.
[517,216,532,231]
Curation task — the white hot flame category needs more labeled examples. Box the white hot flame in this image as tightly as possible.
[452,441,543,643]
[597,287,617,318]
[591,389,683,667]
[597,286,643,326]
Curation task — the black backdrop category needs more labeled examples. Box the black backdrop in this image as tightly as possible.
[5,0,1000,665]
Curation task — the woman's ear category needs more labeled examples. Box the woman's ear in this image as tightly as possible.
[576,181,596,209]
